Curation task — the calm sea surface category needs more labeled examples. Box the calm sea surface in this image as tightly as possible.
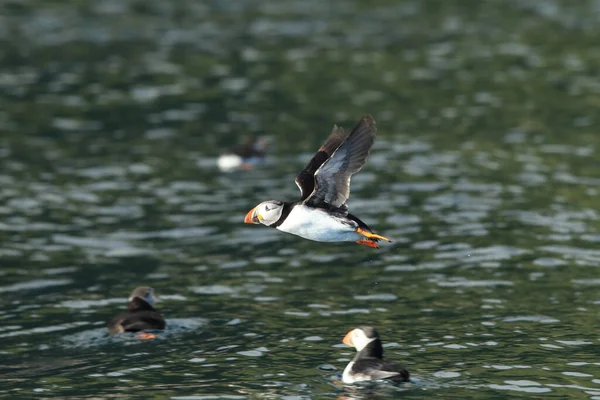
[2,0,600,398]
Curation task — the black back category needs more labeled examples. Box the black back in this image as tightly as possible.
[107,297,165,335]
[352,337,410,382]
[351,358,410,382]
[230,136,266,158]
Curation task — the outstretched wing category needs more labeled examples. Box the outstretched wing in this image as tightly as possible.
[295,125,348,201]
[304,114,376,209]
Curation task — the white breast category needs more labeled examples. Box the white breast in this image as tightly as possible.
[217,154,243,172]
[342,361,356,383]
[342,362,398,383]
[277,205,361,242]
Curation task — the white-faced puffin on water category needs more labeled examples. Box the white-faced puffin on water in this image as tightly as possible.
[244,114,391,248]
[218,135,268,172]
[342,326,410,384]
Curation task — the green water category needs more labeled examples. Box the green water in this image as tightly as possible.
[2,0,600,398]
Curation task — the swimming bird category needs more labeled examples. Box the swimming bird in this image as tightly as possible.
[218,135,268,172]
[244,114,391,248]
[342,326,410,384]
[107,287,165,338]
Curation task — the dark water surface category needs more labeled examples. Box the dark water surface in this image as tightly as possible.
[2,0,600,398]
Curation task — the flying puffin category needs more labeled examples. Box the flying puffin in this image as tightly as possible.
[107,287,166,339]
[342,326,410,384]
[218,135,268,172]
[244,114,391,248]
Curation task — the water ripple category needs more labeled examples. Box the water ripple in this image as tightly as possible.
[2,0,600,398]
[0,279,72,293]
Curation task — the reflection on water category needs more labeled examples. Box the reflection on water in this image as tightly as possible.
[2,0,600,398]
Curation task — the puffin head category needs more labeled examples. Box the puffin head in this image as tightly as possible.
[129,286,157,306]
[244,200,284,226]
[250,136,268,153]
[343,326,379,351]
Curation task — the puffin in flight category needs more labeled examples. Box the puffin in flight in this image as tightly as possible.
[342,326,410,384]
[107,286,165,339]
[244,114,391,248]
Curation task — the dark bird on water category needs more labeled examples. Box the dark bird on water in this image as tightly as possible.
[218,135,268,172]
[107,286,165,339]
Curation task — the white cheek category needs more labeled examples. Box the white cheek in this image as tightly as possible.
[263,209,272,218]
[353,333,371,351]
[260,208,281,224]
[355,338,365,350]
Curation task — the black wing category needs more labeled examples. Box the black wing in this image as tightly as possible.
[304,114,376,209]
[352,358,410,382]
[120,311,166,332]
[295,124,348,201]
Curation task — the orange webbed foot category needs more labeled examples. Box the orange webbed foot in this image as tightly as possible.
[356,227,392,242]
[356,240,379,249]
[136,332,157,340]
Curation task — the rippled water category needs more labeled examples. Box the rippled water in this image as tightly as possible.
[2,0,600,398]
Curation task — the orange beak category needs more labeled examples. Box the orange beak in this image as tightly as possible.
[343,330,354,347]
[244,206,259,224]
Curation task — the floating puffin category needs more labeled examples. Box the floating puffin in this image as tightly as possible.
[342,326,410,384]
[107,287,165,339]
[218,136,268,172]
[244,114,391,248]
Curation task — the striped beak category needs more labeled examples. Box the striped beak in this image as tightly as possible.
[343,330,354,347]
[244,206,259,224]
